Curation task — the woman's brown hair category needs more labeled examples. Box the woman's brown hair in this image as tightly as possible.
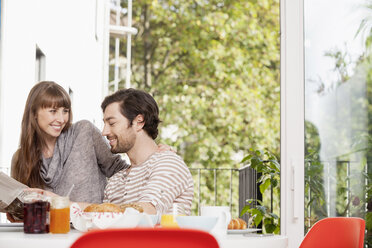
[12,81,72,188]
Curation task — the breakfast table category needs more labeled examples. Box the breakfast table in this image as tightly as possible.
[0,224,288,248]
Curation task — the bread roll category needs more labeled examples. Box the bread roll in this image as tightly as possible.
[119,203,144,213]
[228,218,247,229]
[84,203,123,213]
[83,204,100,212]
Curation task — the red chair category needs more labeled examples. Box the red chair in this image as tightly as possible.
[299,217,365,248]
[70,228,220,248]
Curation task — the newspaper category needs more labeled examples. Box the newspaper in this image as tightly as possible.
[0,172,28,220]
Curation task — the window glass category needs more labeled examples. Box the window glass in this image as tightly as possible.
[304,0,370,243]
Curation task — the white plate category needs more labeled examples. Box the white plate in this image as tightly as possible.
[0,223,23,227]
[227,228,261,234]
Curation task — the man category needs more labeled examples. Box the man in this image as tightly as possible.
[101,88,194,215]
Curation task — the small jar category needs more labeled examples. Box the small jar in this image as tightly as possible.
[50,196,70,234]
[23,193,50,234]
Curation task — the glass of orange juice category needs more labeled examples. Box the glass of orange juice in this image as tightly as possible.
[160,203,185,228]
[50,196,70,234]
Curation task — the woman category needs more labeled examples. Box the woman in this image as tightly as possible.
[11,81,129,203]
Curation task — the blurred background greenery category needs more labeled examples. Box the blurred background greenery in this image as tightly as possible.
[109,0,280,218]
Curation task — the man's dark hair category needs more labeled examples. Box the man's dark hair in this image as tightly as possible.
[101,88,161,139]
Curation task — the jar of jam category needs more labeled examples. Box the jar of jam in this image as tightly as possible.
[50,196,70,234]
[23,193,50,234]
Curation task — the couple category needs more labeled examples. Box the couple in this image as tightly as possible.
[10,81,193,217]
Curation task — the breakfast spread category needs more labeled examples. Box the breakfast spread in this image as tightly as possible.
[83,202,144,213]
[228,218,247,229]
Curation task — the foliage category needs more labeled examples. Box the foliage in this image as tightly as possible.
[304,121,327,228]
[304,52,370,232]
[239,149,280,234]
[113,0,280,215]
[304,2,372,244]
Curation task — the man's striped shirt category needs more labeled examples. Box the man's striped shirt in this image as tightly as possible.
[104,151,194,215]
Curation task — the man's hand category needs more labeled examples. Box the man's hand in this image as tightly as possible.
[136,202,157,214]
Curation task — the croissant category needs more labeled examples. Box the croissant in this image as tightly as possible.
[228,218,247,229]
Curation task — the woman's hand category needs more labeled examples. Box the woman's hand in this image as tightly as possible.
[24,188,60,198]
[157,144,176,153]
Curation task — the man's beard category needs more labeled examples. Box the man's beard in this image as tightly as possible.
[111,133,136,154]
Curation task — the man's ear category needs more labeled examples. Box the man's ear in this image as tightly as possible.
[134,114,145,131]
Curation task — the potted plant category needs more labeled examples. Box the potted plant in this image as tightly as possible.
[240,149,280,234]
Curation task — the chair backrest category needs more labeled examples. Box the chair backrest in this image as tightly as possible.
[299,217,365,248]
[70,228,220,248]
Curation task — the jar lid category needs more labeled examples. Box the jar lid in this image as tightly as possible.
[22,192,50,203]
[51,196,69,209]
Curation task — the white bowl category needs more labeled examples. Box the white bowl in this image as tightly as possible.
[137,214,160,227]
[176,216,218,232]
[70,203,143,231]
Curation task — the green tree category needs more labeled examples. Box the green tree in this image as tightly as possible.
[114,0,280,215]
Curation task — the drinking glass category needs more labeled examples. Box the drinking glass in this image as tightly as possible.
[50,196,70,234]
[160,203,185,228]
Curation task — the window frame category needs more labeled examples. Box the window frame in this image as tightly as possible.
[280,0,305,247]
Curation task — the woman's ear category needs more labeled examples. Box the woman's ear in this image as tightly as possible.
[134,114,145,131]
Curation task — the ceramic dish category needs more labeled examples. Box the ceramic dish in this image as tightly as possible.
[176,216,218,232]
[70,203,152,231]
[227,228,261,234]
[0,223,23,227]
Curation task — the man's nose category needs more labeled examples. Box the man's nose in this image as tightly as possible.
[102,125,109,136]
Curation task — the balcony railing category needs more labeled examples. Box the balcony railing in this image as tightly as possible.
[190,166,257,221]
[190,168,238,215]
[305,160,370,230]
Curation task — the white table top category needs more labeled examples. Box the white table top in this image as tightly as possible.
[0,226,288,248]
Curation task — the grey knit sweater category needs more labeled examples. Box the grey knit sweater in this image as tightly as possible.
[12,120,129,203]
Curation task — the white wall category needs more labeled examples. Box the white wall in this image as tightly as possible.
[0,0,109,170]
